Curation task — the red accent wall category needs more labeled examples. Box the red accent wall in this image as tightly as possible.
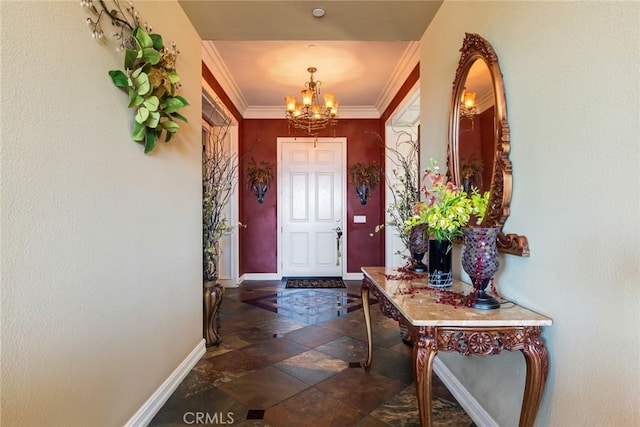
[479,107,495,193]
[204,62,419,276]
[343,120,385,273]
[239,120,285,273]
[239,119,385,274]
[459,106,494,193]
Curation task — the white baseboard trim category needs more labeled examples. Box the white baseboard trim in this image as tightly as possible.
[124,339,206,427]
[344,272,364,281]
[240,273,282,281]
[221,282,240,288]
[238,273,364,282]
[217,279,240,288]
[433,357,499,427]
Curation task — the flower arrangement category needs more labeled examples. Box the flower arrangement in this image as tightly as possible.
[82,0,189,154]
[460,158,483,180]
[349,162,381,205]
[348,162,381,189]
[246,158,274,204]
[246,159,274,187]
[404,159,489,242]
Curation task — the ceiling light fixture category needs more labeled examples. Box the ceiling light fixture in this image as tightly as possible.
[460,88,477,120]
[312,8,326,18]
[284,67,338,137]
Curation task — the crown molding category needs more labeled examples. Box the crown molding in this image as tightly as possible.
[336,106,381,119]
[203,40,418,120]
[243,106,380,120]
[202,42,248,115]
[387,84,420,127]
[477,91,494,114]
[375,41,420,114]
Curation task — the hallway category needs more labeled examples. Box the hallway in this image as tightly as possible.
[150,280,474,426]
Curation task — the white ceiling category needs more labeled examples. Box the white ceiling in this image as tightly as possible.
[179,1,443,121]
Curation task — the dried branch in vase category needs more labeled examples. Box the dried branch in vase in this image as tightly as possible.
[202,99,241,281]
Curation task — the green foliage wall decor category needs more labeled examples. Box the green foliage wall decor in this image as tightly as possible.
[82,0,189,153]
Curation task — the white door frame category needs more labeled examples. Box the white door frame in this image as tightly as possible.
[384,83,420,268]
[202,79,240,287]
[277,137,347,279]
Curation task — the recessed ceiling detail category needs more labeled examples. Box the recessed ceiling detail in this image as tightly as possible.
[187,1,443,118]
[179,1,442,41]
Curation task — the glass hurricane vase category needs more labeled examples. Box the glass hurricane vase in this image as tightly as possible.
[409,224,428,273]
[428,239,453,287]
[461,226,501,310]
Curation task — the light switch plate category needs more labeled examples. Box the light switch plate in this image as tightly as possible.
[353,215,366,223]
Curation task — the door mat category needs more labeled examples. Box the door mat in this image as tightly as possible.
[285,277,346,289]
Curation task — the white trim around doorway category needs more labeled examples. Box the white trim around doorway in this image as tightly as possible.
[276,137,347,280]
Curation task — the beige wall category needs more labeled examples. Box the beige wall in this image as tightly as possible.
[420,1,639,426]
[0,1,202,425]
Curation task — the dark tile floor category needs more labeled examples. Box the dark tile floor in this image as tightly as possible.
[150,280,474,426]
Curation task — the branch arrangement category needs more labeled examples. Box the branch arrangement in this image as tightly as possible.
[369,130,420,262]
[202,102,240,281]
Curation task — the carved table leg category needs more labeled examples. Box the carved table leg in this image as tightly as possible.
[203,281,224,347]
[519,328,549,427]
[361,282,373,372]
[414,327,438,427]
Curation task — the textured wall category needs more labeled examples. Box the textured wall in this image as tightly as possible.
[0,1,202,425]
[240,119,283,273]
[344,120,385,272]
[420,2,639,426]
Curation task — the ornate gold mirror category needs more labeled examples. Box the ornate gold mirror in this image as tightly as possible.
[447,33,529,256]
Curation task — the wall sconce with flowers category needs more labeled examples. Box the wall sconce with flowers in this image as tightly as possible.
[246,159,274,204]
[81,0,189,154]
[349,162,382,205]
[459,87,478,132]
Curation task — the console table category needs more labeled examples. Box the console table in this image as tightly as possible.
[361,267,552,427]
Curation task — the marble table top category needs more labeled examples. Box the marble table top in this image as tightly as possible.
[362,266,552,328]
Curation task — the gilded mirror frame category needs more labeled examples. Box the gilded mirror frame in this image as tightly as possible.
[447,33,529,256]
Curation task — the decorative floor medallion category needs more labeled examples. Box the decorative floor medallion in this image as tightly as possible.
[244,289,372,324]
[150,281,474,427]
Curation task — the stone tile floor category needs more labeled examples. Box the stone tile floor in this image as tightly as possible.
[150,280,475,426]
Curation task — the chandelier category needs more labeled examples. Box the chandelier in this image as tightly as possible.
[284,67,338,136]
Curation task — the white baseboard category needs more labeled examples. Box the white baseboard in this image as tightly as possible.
[240,273,282,282]
[433,357,499,427]
[238,272,364,282]
[124,339,206,427]
[217,279,240,288]
[221,282,240,288]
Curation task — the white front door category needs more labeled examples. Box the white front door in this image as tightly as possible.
[279,138,345,277]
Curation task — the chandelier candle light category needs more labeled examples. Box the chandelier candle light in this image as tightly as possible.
[284,67,338,137]
[459,87,478,120]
